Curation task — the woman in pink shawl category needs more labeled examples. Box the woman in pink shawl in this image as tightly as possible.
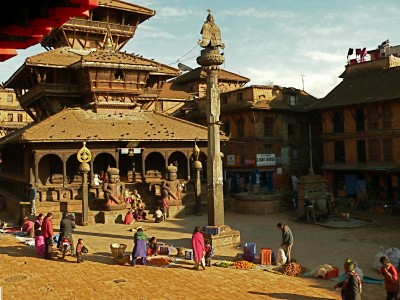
[191,226,206,270]
[34,213,45,256]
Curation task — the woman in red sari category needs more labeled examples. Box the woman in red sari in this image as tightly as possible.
[124,209,135,225]
[191,226,206,270]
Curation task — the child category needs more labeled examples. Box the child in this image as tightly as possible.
[154,207,163,223]
[147,236,159,256]
[204,240,214,267]
[76,238,85,263]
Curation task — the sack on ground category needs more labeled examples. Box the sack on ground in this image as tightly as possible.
[385,247,400,268]
[276,247,287,265]
[354,261,364,281]
[372,247,387,271]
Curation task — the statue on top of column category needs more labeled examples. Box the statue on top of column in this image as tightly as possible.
[161,163,182,206]
[103,167,126,210]
[198,9,225,49]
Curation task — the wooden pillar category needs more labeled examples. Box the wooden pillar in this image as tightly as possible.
[141,152,146,183]
[34,152,39,186]
[62,155,67,186]
[187,150,191,181]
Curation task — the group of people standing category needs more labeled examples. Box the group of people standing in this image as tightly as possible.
[23,211,87,263]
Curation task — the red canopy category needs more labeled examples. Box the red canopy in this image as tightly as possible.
[0,0,99,62]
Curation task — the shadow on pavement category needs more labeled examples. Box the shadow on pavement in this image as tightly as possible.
[255,292,333,299]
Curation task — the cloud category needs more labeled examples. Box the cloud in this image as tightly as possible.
[157,7,195,19]
[302,51,344,63]
[243,66,343,99]
[223,8,295,19]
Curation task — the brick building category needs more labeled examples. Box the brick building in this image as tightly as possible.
[0,88,32,138]
[175,84,320,194]
[311,46,400,206]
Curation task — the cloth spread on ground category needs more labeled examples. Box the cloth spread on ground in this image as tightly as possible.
[301,271,383,284]
[333,274,383,285]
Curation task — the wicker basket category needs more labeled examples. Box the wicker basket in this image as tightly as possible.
[110,243,127,259]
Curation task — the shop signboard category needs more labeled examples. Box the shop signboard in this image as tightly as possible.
[227,155,235,166]
[256,154,275,166]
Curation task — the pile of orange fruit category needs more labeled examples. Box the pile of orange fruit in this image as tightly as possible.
[233,260,256,270]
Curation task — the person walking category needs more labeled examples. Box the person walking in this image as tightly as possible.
[58,212,76,256]
[34,213,45,256]
[131,228,148,266]
[334,258,362,300]
[379,256,399,300]
[28,184,37,216]
[42,212,54,260]
[277,222,294,264]
[191,226,206,270]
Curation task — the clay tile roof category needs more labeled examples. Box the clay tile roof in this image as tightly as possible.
[10,47,179,80]
[26,47,83,67]
[311,66,400,110]
[158,82,192,100]
[98,0,155,17]
[173,67,250,84]
[0,108,226,145]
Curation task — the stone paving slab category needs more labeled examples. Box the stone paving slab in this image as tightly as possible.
[1,208,399,299]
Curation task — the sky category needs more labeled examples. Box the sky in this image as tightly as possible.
[1,0,400,98]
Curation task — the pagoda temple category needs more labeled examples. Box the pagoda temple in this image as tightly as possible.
[1,0,220,224]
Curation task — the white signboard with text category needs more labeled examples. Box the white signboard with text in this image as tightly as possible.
[256,154,276,166]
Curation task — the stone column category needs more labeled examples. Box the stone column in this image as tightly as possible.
[77,142,91,226]
[196,10,240,246]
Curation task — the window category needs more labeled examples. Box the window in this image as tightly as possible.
[236,93,243,103]
[264,117,273,136]
[7,114,13,122]
[224,121,230,135]
[383,139,393,162]
[7,94,13,102]
[237,118,245,137]
[288,124,294,135]
[355,108,365,132]
[289,95,296,106]
[368,139,380,162]
[114,69,124,80]
[265,144,273,153]
[367,107,379,130]
[332,111,344,133]
[357,140,366,163]
[334,141,345,163]
[17,114,23,122]
[382,106,392,129]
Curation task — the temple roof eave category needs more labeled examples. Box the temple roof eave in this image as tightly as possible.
[72,62,159,71]
[0,108,226,148]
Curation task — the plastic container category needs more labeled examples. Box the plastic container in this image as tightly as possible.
[260,248,272,265]
[185,249,193,260]
[244,242,256,262]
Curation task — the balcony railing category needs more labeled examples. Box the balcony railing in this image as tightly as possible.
[64,19,135,35]
[19,83,80,106]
